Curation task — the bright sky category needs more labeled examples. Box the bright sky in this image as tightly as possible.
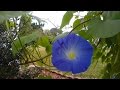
[32,11,88,32]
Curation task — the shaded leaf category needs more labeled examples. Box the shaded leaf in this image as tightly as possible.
[102,11,120,20]
[88,19,120,38]
[78,30,92,40]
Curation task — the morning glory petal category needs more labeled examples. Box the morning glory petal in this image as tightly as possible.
[52,33,94,74]
[52,58,72,71]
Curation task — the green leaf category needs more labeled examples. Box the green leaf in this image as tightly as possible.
[12,30,41,56]
[73,19,83,30]
[76,30,92,41]
[103,11,120,20]
[0,11,30,22]
[84,11,99,21]
[84,15,102,31]
[84,11,94,21]
[9,21,15,27]
[38,36,49,47]
[60,11,73,29]
[88,19,120,38]
[37,36,52,53]
[5,21,15,30]
[46,45,52,54]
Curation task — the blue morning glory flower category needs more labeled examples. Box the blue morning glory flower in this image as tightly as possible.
[52,33,93,74]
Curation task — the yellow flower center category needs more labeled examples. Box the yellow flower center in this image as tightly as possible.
[68,51,76,60]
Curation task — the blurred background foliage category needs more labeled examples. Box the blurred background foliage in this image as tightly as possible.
[0,11,120,79]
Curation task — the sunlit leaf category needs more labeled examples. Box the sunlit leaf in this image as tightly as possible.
[37,36,52,53]
[84,11,99,21]
[60,11,73,29]
[78,30,92,40]
[73,19,82,30]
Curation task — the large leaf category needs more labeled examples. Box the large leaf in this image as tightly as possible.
[102,11,120,21]
[37,36,52,53]
[0,11,30,22]
[12,30,41,55]
[60,11,73,29]
[87,14,102,25]
[88,19,120,38]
